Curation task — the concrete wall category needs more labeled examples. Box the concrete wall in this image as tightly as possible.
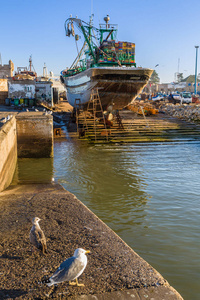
[35,81,52,103]
[0,113,53,191]
[16,113,53,158]
[8,80,35,98]
[0,117,17,192]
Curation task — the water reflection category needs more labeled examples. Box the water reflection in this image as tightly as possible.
[54,141,149,232]
[12,157,53,184]
[54,140,200,300]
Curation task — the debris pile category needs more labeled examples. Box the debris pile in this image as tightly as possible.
[160,104,200,123]
[127,101,158,116]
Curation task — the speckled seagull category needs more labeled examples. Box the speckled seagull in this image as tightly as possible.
[29,217,47,254]
[46,248,90,294]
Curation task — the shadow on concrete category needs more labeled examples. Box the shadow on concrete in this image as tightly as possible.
[0,289,27,299]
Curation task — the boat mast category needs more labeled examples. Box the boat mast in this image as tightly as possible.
[29,56,32,71]
[65,16,97,63]
[80,18,96,63]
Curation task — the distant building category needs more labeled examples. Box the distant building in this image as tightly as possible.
[8,80,35,98]
[144,75,200,95]
[50,78,67,104]
[180,75,200,93]
[0,79,8,104]
[0,60,14,103]
[35,80,53,104]
[0,60,14,78]
[35,76,67,105]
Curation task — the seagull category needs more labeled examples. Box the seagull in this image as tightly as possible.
[35,109,39,112]
[1,118,7,123]
[29,217,47,254]
[45,248,90,295]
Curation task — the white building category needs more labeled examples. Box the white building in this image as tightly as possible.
[8,80,35,98]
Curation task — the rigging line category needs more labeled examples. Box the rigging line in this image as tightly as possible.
[74,45,88,68]
[92,28,99,45]
[70,41,87,69]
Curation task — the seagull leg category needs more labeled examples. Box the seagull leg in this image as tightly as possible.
[69,279,84,287]
[69,281,76,285]
[42,244,47,255]
[46,285,55,297]
[75,278,85,287]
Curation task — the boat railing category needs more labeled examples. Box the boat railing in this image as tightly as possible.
[99,23,118,30]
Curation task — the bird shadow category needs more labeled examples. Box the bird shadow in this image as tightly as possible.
[0,289,27,299]
[0,253,22,260]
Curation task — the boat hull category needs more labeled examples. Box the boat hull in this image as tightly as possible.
[61,67,153,110]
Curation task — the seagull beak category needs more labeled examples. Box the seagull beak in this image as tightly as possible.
[85,250,90,254]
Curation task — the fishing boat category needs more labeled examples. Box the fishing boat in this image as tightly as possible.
[60,15,153,110]
[13,56,37,81]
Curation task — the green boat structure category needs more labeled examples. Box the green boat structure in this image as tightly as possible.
[60,15,153,110]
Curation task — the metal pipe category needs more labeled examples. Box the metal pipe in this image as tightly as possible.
[194,46,199,95]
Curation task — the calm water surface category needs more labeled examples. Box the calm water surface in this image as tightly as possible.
[16,139,200,300]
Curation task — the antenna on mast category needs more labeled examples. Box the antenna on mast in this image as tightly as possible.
[29,55,32,71]
[104,15,110,29]
[43,63,48,77]
[91,0,93,16]
[0,53,2,65]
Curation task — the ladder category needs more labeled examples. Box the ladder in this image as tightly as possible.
[85,89,109,142]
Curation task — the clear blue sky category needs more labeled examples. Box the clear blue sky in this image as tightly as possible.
[1,0,200,83]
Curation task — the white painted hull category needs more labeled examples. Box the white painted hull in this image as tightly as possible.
[61,67,153,110]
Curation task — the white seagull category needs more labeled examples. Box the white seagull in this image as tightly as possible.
[47,248,90,287]
[29,217,47,254]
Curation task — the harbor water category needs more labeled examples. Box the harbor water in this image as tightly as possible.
[14,138,200,300]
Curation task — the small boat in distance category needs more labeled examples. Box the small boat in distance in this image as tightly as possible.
[60,15,153,110]
[13,56,37,80]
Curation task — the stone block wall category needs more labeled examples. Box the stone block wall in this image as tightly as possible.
[0,60,14,78]
[0,79,8,104]
[16,113,53,158]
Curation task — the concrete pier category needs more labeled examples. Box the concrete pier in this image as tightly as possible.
[0,183,183,299]
[0,104,184,298]
[0,109,53,191]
